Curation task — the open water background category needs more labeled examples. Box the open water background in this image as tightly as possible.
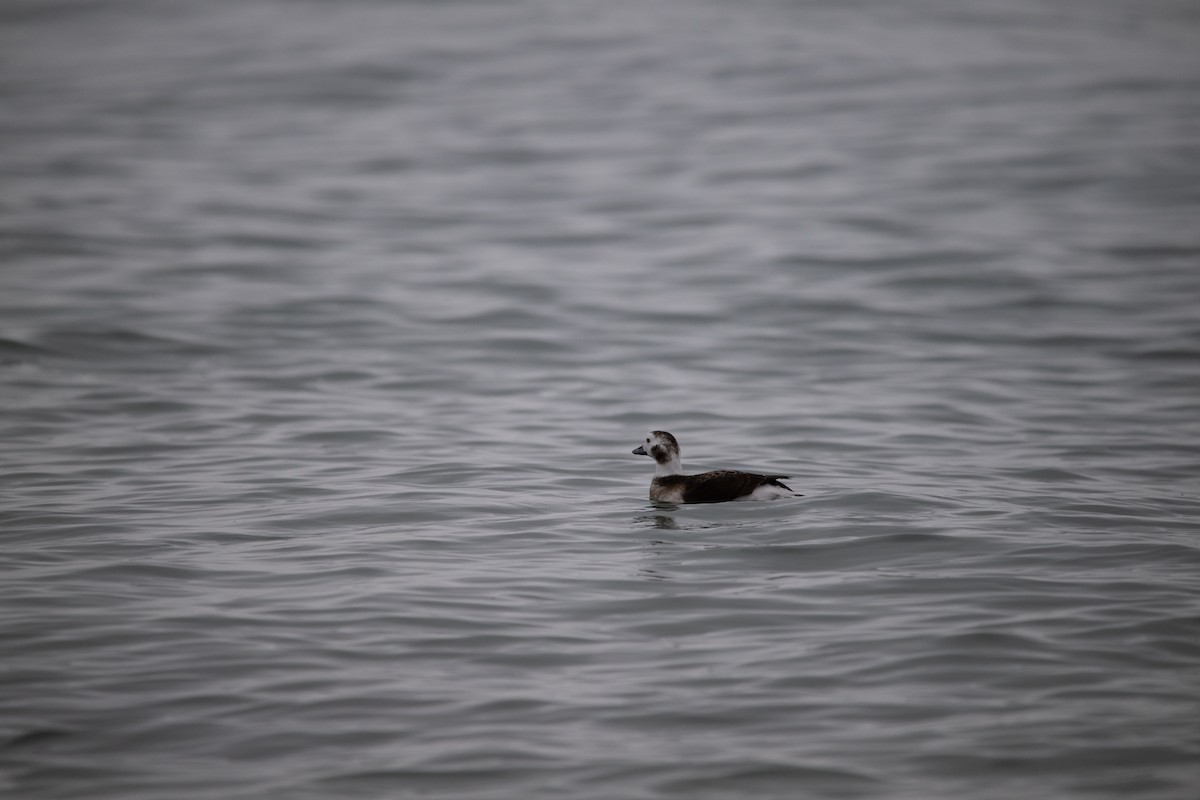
[2,1,1199,798]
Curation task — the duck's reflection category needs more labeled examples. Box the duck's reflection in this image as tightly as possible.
[635,513,679,530]
[632,509,687,580]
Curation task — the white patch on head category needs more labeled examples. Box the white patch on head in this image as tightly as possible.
[640,431,683,477]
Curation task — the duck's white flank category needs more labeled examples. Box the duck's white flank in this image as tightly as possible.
[741,483,796,501]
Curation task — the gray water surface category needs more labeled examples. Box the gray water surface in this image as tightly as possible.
[2,1,1200,798]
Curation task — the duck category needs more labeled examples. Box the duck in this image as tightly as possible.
[632,431,799,504]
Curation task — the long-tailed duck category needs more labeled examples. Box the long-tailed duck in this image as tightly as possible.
[632,431,799,504]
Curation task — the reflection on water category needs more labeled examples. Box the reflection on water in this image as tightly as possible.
[638,513,681,530]
[637,566,671,582]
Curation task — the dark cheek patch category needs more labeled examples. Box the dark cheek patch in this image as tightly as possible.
[651,445,669,462]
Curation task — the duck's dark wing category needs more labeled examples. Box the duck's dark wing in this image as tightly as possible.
[681,470,794,504]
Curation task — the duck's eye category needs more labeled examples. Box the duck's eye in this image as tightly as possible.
[645,438,650,443]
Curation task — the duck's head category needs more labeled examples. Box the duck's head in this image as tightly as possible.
[632,431,681,472]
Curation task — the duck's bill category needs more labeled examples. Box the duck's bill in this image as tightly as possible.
[632,446,647,455]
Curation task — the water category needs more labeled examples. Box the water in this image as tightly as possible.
[2,1,1199,798]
